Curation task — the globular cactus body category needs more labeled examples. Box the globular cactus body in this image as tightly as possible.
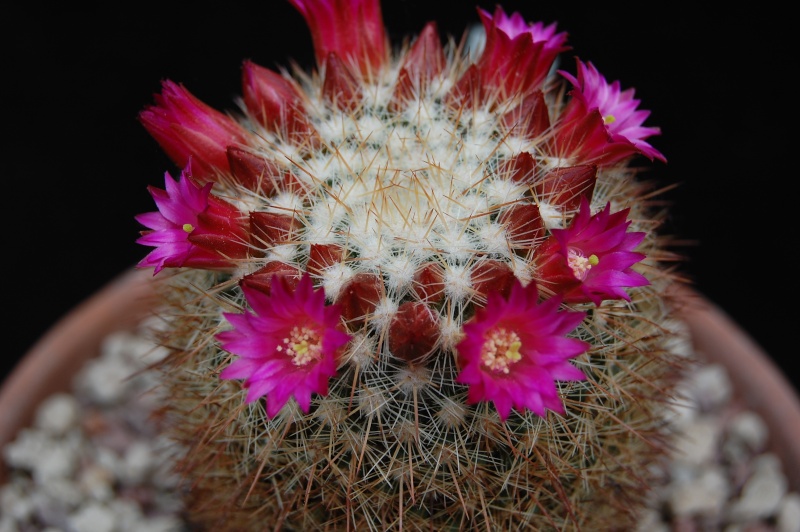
[136,2,686,529]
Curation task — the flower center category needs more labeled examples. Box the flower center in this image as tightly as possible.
[568,249,598,280]
[278,326,323,366]
[481,328,523,374]
[182,223,195,233]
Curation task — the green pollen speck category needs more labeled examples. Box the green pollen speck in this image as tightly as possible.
[603,114,616,125]
[182,223,194,233]
[589,254,600,265]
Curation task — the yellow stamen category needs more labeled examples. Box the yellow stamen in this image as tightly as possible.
[293,340,310,356]
[568,249,594,280]
[481,328,523,374]
[505,341,522,363]
[182,223,194,233]
[603,114,616,125]
[279,326,323,366]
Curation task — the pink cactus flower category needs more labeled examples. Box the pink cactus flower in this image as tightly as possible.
[135,164,249,274]
[449,6,568,106]
[456,279,589,420]
[139,81,249,181]
[218,274,351,417]
[555,59,665,166]
[535,198,650,304]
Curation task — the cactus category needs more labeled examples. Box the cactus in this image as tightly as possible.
[135,2,687,529]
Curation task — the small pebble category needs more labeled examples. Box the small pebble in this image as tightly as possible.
[79,463,116,501]
[690,363,733,411]
[34,393,80,435]
[3,428,51,470]
[669,466,729,516]
[728,454,788,522]
[728,410,769,452]
[777,492,800,532]
[33,444,78,483]
[68,501,117,532]
[121,440,155,484]
[74,356,136,405]
[41,477,84,508]
[672,416,720,467]
[1,481,36,521]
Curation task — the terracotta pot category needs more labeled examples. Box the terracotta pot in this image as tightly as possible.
[675,289,800,491]
[1,269,799,492]
[0,268,159,483]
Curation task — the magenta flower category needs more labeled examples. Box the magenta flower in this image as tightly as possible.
[456,280,589,420]
[554,59,665,166]
[139,81,249,181]
[535,198,649,304]
[135,164,249,274]
[481,6,568,62]
[218,274,351,417]
[287,0,386,76]
[449,6,568,107]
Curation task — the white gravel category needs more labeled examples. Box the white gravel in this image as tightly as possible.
[1,322,187,532]
[2,320,799,531]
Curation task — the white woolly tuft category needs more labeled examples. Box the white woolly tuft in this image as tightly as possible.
[320,263,356,301]
[382,253,418,296]
[438,314,465,352]
[369,296,398,332]
[539,201,565,230]
[443,263,473,304]
[265,244,298,264]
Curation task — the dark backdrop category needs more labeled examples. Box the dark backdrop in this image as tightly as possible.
[5,2,796,392]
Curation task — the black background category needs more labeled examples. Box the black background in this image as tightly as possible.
[4,2,797,393]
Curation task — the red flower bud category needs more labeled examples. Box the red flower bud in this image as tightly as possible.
[241,61,319,146]
[413,262,445,303]
[322,53,362,112]
[226,146,284,195]
[534,165,597,212]
[444,65,481,110]
[336,272,384,327]
[250,211,299,251]
[187,197,251,260]
[240,262,302,296]
[501,91,550,139]
[498,202,545,247]
[389,302,440,365]
[139,81,249,182]
[288,0,387,77]
[471,260,516,301]
[308,244,345,276]
[447,7,568,108]
[497,151,535,184]
[390,22,445,109]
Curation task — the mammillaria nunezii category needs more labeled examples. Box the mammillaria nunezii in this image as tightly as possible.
[135,2,685,529]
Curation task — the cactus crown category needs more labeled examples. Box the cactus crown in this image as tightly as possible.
[136,1,686,529]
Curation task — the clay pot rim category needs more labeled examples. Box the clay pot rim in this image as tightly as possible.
[1,269,798,490]
[0,268,160,483]
[672,285,800,490]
